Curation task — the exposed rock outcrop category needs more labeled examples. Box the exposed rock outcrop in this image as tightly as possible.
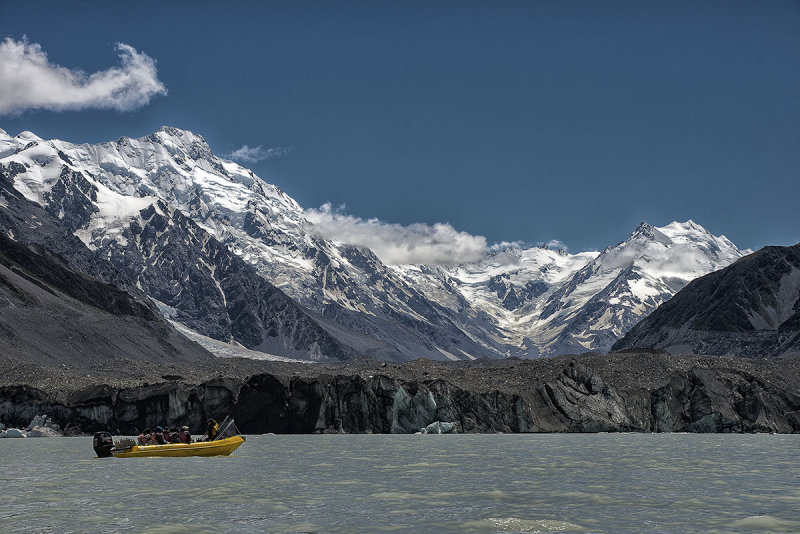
[0,175,214,366]
[1,352,798,434]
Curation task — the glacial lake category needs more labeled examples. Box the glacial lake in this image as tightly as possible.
[1,434,798,533]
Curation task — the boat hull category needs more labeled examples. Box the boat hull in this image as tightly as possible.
[112,436,245,458]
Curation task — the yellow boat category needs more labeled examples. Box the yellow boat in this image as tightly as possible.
[111,436,245,458]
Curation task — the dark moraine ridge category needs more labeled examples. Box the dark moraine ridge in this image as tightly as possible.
[1,351,799,435]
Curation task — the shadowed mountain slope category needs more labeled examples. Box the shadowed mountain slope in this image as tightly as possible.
[613,244,800,358]
[0,172,214,365]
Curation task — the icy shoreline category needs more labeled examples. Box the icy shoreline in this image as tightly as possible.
[0,414,63,438]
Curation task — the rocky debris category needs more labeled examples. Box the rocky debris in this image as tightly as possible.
[0,352,798,434]
[322,417,346,434]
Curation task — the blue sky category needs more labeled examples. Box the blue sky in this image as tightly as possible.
[1,1,798,252]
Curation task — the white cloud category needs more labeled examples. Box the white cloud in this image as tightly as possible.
[305,203,488,265]
[544,239,569,251]
[490,241,526,251]
[228,145,291,163]
[0,38,166,115]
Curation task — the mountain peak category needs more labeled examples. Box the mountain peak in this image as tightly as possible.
[146,126,212,160]
[16,131,43,142]
[629,221,671,245]
[664,219,706,232]
[153,125,208,145]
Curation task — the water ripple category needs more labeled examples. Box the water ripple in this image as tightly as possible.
[0,434,798,533]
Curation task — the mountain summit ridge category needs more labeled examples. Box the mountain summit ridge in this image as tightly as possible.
[0,125,747,360]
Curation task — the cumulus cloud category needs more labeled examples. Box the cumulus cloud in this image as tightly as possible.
[0,37,166,115]
[228,145,291,163]
[305,203,488,265]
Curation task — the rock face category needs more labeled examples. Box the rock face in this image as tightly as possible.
[0,172,214,366]
[100,200,355,361]
[1,353,798,434]
[613,244,800,358]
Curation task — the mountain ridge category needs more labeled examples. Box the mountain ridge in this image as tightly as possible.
[613,243,800,358]
[0,125,748,361]
[0,170,214,366]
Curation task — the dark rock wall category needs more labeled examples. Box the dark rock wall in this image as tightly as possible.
[2,360,798,434]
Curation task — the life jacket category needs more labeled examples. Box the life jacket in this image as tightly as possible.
[137,434,147,445]
[179,431,191,443]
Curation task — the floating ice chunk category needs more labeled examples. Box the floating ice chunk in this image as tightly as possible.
[0,428,28,438]
[28,426,63,438]
[419,421,457,434]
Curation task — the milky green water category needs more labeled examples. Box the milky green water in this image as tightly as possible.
[0,434,798,533]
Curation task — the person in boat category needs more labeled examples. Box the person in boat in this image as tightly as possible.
[153,426,167,444]
[205,418,220,441]
[178,426,192,444]
[137,428,151,446]
[169,427,182,443]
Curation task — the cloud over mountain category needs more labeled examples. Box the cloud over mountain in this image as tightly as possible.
[305,203,488,265]
[0,38,166,114]
[228,145,291,163]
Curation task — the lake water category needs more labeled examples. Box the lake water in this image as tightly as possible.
[1,434,798,533]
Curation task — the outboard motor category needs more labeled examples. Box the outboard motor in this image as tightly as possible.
[93,431,114,458]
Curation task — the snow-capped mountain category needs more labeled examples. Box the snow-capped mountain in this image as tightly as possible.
[0,125,748,360]
[0,126,498,361]
[526,220,745,355]
[391,221,745,357]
